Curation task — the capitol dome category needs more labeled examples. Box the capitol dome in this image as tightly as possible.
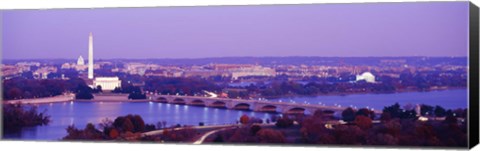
[77,55,85,65]
[356,72,375,83]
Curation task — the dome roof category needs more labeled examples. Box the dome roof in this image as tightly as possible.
[77,55,85,65]
[361,72,374,78]
[356,72,375,83]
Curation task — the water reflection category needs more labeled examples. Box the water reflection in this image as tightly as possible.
[5,102,278,140]
[4,89,467,140]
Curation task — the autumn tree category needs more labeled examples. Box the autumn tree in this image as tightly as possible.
[240,114,250,125]
[354,115,373,130]
[333,125,366,144]
[300,112,328,143]
[2,103,51,132]
[250,125,262,135]
[256,129,286,143]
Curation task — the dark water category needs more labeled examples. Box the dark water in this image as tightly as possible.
[3,89,468,140]
[4,102,277,140]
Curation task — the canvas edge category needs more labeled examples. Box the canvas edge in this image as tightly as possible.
[469,1,480,149]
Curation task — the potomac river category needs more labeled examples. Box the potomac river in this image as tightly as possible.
[3,89,467,140]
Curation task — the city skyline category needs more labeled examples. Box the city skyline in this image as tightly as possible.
[1,2,473,147]
[2,2,469,59]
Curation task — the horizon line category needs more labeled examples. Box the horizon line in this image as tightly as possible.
[1,55,469,61]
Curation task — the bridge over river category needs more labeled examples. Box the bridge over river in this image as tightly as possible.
[149,94,382,115]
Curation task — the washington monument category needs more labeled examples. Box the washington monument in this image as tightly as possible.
[88,32,94,79]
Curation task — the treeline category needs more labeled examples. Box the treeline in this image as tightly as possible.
[63,114,198,142]
[112,84,146,99]
[111,77,221,99]
[229,81,397,98]
[63,114,156,141]
[300,111,467,146]
[396,70,467,89]
[2,77,105,100]
[2,77,86,100]
[143,77,221,95]
[301,103,467,147]
[204,103,467,146]
[2,104,51,133]
[209,115,289,144]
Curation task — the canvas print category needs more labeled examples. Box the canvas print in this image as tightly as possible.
[1,1,474,149]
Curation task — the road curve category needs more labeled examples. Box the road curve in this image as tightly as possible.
[142,124,238,137]
[193,126,238,144]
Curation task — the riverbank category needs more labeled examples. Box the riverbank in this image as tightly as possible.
[75,99,152,103]
[3,94,75,105]
[3,94,150,104]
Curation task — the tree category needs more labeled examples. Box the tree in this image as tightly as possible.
[128,92,147,100]
[63,123,104,140]
[93,85,103,93]
[333,125,366,144]
[98,118,113,130]
[96,85,103,92]
[240,115,250,124]
[112,114,145,133]
[109,129,119,139]
[300,114,328,143]
[112,87,122,93]
[400,109,417,119]
[383,103,402,119]
[434,105,446,117]
[420,104,434,116]
[113,116,126,129]
[275,116,293,128]
[7,87,23,100]
[3,77,85,100]
[247,117,263,124]
[342,107,356,122]
[356,108,375,119]
[122,118,134,132]
[256,129,286,143]
[366,133,399,145]
[131,115,146,132]
[250,125,262,135]
[2,103,50,132]
[145,124,156,131]
[75,84,94,100]
[312,109,324,119]
[355,115,373,130]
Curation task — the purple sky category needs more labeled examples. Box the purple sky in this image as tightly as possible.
[1,2,469,59]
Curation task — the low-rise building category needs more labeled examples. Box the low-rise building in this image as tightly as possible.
[93,77,122,91]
